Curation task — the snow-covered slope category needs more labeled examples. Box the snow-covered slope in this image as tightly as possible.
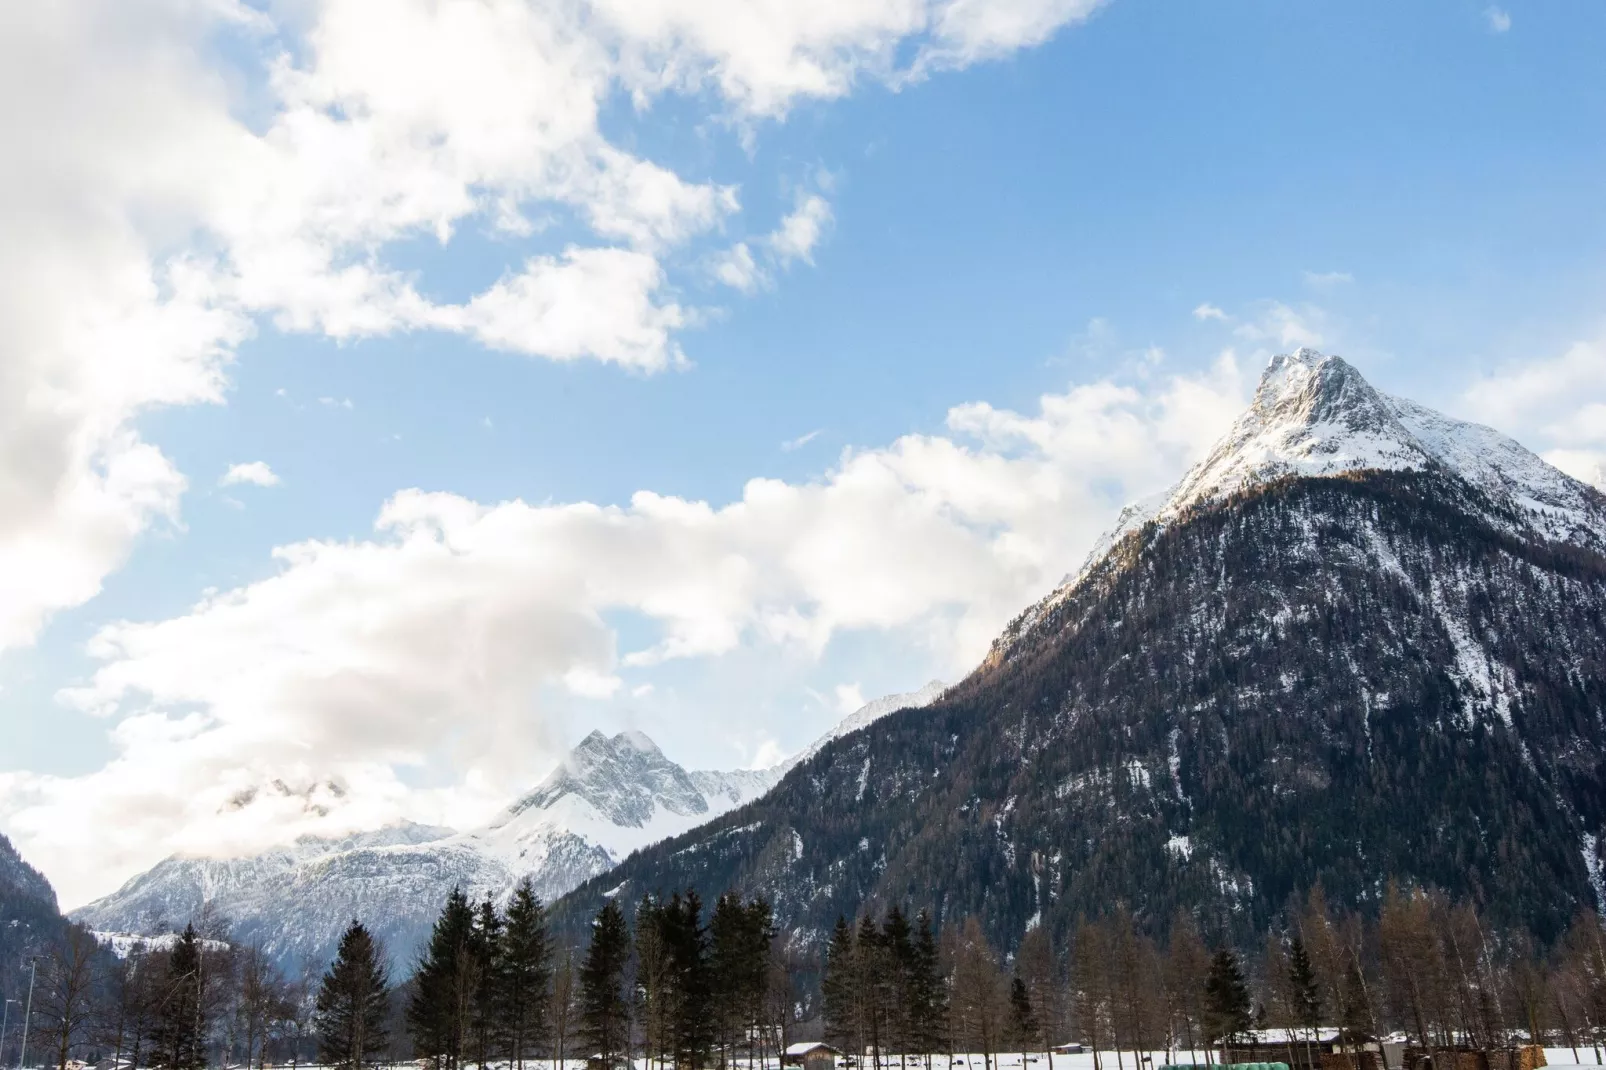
[72,732,776,969]
[780,680,947,773]
[1008,348,1606,650]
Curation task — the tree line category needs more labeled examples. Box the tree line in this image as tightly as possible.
[15,879,1606,1070]
[816,884,1606,1070]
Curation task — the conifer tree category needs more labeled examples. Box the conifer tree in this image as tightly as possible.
[469,898,503,1069]
[1203,949,1251,1064]
[1009,977,1039,1065]
[908,911,948,1066]
[1287,936,1321,1054]
[660,891,714,1069]
[409,887,477,1070]
[822,917,859,1056]
[579,900,631,1067]
[882,906,916,1066]
[499,879,552,1070]
[315,921,391,1070]
[152,924,207,1070]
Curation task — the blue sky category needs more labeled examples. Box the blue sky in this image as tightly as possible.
[3,0,1605,905]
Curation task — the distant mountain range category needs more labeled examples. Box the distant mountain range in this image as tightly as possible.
[71,685,945,970]
[550,349,1606,951]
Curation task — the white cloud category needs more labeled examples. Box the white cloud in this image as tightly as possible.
[5,355,1248,906]
[1459,337,1606,490]
[1233,301,1327,349]
[220,462,281,488]
[1302,270,1353,288]
[782,429,824,452]
[0,0,1104,660]
[770,194,834,266]
[713,242,766,293]
[1485,7,1512,34]
[834,682,867,713]
[1192,303,1227,322]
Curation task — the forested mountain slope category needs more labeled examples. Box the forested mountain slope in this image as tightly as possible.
[553,351,1606,953]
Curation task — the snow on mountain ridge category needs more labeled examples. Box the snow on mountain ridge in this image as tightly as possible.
[995,348,1606,658]
[780,679,948,773]
[72,732,778,970]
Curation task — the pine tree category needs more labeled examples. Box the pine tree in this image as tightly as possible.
[822,917,859,1056]
[469,898,503,1069]
[498,879,553,1070]
[579,900,631,1067]
[660,891,714,1069]
[882,906,916,1066]
[1287,936,1321,1054]
[315,921,391,1070]
[1203,949,1251,1062]
[1009,977,1040,1064]
[908,911,948,1065]
[409,887,477,1070]
[151,924,206,1070]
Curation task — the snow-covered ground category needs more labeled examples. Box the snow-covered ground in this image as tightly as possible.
[195,1053,1604,1070]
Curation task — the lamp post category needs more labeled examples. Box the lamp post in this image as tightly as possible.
[1,998,17,1067]
[18,958,36,1070]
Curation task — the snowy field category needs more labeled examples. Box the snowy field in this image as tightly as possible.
[216,1053,1606,1070]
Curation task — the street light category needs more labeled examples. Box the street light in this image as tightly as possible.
[1,998,18,1067]
[17,958,36,1070]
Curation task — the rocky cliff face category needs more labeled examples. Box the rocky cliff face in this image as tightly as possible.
[552,351,1606,950]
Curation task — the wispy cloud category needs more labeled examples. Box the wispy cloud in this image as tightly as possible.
[782,429,823,452]
[1193,303,1228,322]
[1485,6,1512,33]
[770,194,834,267]
[219,462,281,488]
[1302,270,1354,289]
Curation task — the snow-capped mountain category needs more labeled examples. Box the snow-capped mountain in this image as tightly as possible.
[554,350,1606,951]
[998,347,1606,655]
[73,731,779,970]
[779,680,947,773]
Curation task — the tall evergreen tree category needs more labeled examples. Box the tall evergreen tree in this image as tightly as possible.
[1009,977,1040,1063]
[579,900,631,1067]
[1287,935,1322,1053]
[498,879,553,1070]
[660,891,714,1069]
[1203,949,1251,1062]
[882,906,916,1065]
[908,911,948,1065]
[315,921,391,1070]
[469,898,503,1069]
[409,887,477,1070]
[821,917,859,1056]
[151,924,206,1070]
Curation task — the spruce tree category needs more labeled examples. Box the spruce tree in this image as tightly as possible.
[661,891,714,1069]
[1287,936,1321,1053]
[1008,977,1039,1063]
[499,879,553,1070]
[1203,949,1251,1062]
[579,900,631,1067]
[908,911,947,1065]
[821,917,858,1056]
[151,924,206,1070]
[882,906,916,1064]
[409,887,477,1070]
[469,898,503,1069]
[315,920,392,1070]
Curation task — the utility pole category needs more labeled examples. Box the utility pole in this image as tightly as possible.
[18,958,37,1070]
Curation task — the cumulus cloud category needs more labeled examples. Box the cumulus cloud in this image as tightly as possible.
[0,0,1105,660]
[1193,303,1227,322]
[220,462,280,488]
[5,354,1248,906]
[1459,337,1606,490]
[1233,301,1327,349]
[770,194,834,266]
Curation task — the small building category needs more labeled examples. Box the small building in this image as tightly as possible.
[786,1041,843,1070]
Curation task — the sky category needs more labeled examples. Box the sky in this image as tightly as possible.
[2,0,1605,910]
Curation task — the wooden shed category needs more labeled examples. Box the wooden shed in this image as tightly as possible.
[785,1042,842,1070]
